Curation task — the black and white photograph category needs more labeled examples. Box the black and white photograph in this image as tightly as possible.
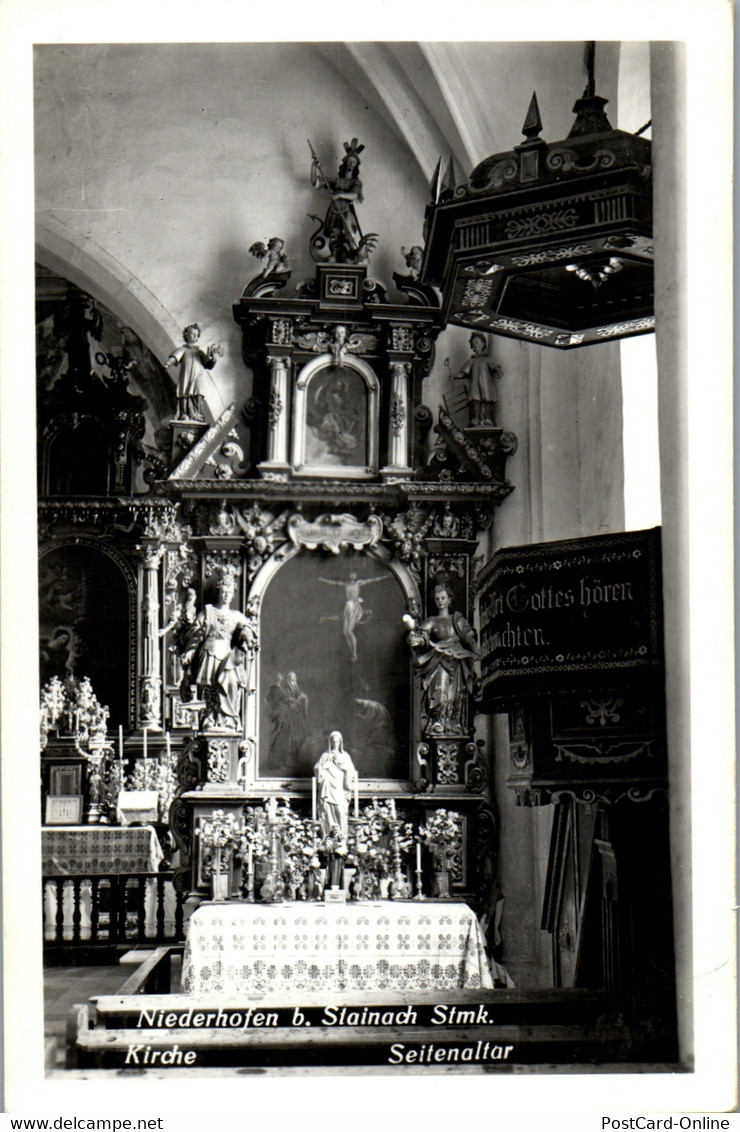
[0,0,735,1123]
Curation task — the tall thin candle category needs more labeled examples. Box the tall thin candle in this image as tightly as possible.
[311,776,317,822]
[118,725,124,761]
[142,727,147,758]
[354,778,359,819]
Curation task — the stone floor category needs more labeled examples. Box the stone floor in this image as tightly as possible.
[44,954,183,1068]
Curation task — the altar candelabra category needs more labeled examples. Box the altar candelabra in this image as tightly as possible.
[387,800,411,900]
[260,798,285,902]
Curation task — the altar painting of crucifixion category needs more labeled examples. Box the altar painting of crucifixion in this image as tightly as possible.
[258,553,410,780]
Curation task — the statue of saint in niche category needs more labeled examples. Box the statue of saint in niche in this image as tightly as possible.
[166,323,223,422]
[453,332,502,428]
[407,581,480,736]
[179,573,256,733]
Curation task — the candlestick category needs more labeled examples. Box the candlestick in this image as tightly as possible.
[246,844,254,903]
[118,725,124,761]
[414,840,426,901]
[311,776,317,822]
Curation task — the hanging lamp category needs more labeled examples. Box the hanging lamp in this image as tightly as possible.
[420,45,653,348]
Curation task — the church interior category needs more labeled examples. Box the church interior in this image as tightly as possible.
[30,39,693,1075]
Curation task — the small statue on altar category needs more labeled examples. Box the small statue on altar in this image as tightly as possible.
[179,573,257,733]
[166,323,224,422]
[452,332,502,428]
[407,582,480,736]
[314,731,357,841]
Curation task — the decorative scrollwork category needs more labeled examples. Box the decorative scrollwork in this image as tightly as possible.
[204,551,242,579]
[382,505,433,579]
[287,512,383,554]
[504,208,578,240]
[464,740,488,792]
[545,147,616,174]
[415,742,432,792]
[176,736,204,792]
[436,742,460,784]
[468,156,518,194]
[207,739,231,783]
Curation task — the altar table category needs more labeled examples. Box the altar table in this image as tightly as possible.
[181,902,494,994]
[41,825,163,876]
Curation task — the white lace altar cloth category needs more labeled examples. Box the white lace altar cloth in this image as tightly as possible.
[181,902,495,994]
[41,825,163,875]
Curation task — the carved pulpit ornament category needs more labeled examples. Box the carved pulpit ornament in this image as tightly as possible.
[421,57,654,348]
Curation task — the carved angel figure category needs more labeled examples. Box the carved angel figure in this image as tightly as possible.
[243,237,291,296]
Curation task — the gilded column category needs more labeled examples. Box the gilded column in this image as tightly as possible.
[136,543,166,731]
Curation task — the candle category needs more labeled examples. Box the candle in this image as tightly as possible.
[143,727,147,758]
[75,710,81,734]
[311,776,317,822]
[165,731,171,761]
[416,840,422,873]
[247,844,253,873]
[118,725,124,761]
[354,778,359,819]
[389,798,396,822]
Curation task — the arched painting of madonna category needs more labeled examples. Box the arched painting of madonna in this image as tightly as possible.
[304,363,368,469]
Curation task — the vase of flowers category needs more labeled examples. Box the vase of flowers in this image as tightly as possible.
[347,802,402,900]
[418,809,462,899]
[197,810,247,901]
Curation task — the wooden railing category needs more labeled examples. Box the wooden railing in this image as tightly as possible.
[43,871,185,958]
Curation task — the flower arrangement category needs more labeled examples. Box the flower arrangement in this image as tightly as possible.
[128,754,177,821]
[418,808,462,873]
[196,809,247,879]
[346,823,392,879]
[356,799,415,857]
[40,675,110,751]
[277,804,320,896]
[418,808,462,847]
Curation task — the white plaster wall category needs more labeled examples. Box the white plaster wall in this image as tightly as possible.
[34,43,430,416]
